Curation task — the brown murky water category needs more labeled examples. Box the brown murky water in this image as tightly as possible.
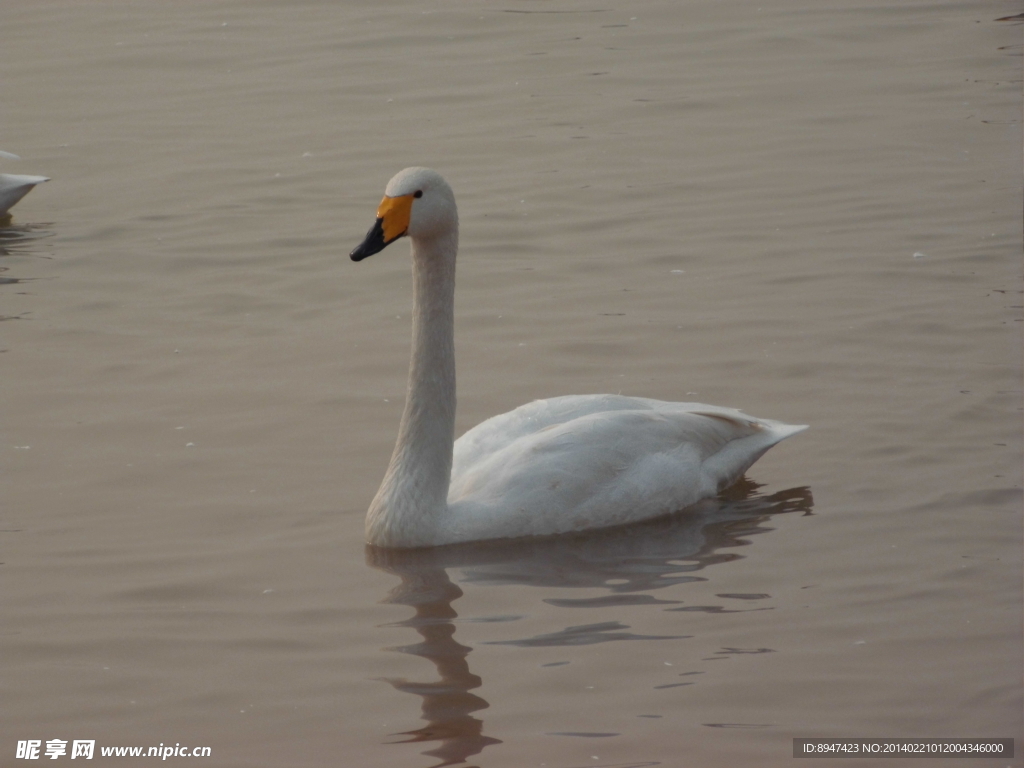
[3,1,1021,766]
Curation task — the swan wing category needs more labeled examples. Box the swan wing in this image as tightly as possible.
[447,398,805,541]
[453,394,727,473]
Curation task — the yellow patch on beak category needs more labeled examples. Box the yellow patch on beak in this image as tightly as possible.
[377,193,415,244]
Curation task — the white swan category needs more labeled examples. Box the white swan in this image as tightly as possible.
[0,151,49,217]
[350,167,805,548]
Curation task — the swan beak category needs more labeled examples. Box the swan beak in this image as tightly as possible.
[350,193,415,262]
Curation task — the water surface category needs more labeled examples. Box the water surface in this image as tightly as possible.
[2,1,1021,766]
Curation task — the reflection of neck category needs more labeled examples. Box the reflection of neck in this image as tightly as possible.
[366,230,458,548]
[379,563,501,765]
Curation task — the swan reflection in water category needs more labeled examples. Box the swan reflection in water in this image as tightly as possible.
[366,480,812,767]
[0,222,53,323]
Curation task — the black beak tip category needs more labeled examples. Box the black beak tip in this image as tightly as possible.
[350,218,388,262]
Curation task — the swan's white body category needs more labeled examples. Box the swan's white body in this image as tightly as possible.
[0,153,48,216]
[351,167,805,548]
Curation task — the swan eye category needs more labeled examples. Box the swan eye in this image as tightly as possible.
[414,190,423,198]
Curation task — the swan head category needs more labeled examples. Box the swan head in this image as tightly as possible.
[350,167,457,261]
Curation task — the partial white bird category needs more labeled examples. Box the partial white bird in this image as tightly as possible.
[0,152,49,217]
[350,167,805,548]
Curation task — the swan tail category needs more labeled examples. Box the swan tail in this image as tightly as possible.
[694,414,806,493]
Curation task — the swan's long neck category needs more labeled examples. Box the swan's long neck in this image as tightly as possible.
[366,229,458,547]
